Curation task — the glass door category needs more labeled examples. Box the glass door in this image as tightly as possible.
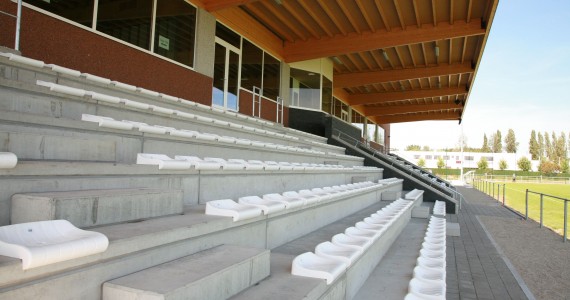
[213,37,240,111]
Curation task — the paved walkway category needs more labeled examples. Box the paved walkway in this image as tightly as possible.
[462,185,570,300]
[447,186,529,300]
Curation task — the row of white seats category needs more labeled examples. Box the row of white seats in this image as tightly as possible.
[137,153,358,171]
[81,114,332,156]
[405,216,447,300]
[34,79,299,141]
[433,200,446,217]
[291,198,414,284]
[0,220,108,270]
[205,182,380,221]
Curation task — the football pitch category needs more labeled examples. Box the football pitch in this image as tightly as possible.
[502,182,570,235]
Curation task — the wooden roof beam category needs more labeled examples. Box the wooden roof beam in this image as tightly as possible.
[334,62,473,88]
[374,111,460,124]
[345,86,468,105]
[364,103,462,117]
[283,19,484,62]
[204,0,259,11]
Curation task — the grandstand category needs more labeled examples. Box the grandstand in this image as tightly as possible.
[0,1,528,299]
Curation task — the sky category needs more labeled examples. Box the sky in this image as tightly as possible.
[389,0,570,155]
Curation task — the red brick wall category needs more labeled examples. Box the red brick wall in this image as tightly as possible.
[0,3,212,105]
[239,89,289,126]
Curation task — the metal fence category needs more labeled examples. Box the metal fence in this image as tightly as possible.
[474,174,570,184]
[472,179,570,242]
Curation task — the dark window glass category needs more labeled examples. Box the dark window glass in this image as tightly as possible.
[97,0,153,50]
[215,23,240,48]
[263,53,280,101]
[290,68,320,109]
[426,155,433,160]
[240,39,262,92]
[486,157,494,161]
[154,0,196,67]
[25,0,94,27]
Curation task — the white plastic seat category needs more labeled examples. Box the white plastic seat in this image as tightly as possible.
[291,252,347,285]
[174,111,196,120]
[331,233,369,252]
[159,93,179,102]
[174,156,221,170]
[413,265,446,283]
[36,80,86,97]
[235,139,252,146]
[205,157,245,170]
[251,141,266,148]
[45,64,81,77]
[283,191,318,205]
[111,81,137,92]
[205,199,262,221]
[81,114,133,130]
[299,190,323,202]
[262,161,280,171]
[1,52,44,68]
[122,99,150,110]
[407,278,445,300]
[81,73,112,85]
[244,160,265,170]
[355,221,386,237]
[196,115,215,123]
[419,248,445,260]
[262,193,304,209]
[310,188,334,200]
[169,129,199,139]
[150,105,175,115]
[137,87,160,97]
[216,136,237,144]
[85,91,121,104]
[345,227,376,244]
[0,152,18,169]
[195,132,218,142]
[417,256,446,270]
[315,241,361,267]
[421,241,446,253]
[277,162,294,171]
[363,217,392,227]
[0,220,108,270]
[238,196,286,215]
[136,153,192,170]
[124,121,168,135]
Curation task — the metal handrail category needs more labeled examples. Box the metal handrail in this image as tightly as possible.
[252,86,261,118]
[334,129,463,209]
[276,96,284,124]
[473,179,569,242]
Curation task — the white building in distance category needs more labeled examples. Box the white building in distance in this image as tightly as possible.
[394,150,540,171]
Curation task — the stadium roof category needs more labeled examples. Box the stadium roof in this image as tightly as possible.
[190,0,499,125]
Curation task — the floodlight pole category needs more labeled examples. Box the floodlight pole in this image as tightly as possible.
[460,125,464,182]
[15,0,22,51]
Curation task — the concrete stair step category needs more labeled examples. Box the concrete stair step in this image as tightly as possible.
[11,188,183,228]
[102,244,269,300]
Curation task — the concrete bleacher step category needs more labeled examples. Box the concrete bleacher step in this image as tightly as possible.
[231,199,414,300]
[11,188,183,228]
[103,244,269,300]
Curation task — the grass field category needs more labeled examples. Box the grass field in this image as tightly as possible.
[501,183,570,235]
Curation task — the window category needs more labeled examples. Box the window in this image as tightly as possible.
[465,156,474,161]
[27,0,197,68]
[443,156,450,160]
[26,0,94,27]
[425,155,433,160]
[290,68,320,110]
[97,0,153,50]
[413,155,421,159]
[321,76,333,113]
[153,0,196,66]
[216,23,240,48]
[263,53,280,101]
[486,156,494,162]
[241,40,263,93]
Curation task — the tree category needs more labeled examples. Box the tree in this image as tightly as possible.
[499,159,508,170]
[492,130,502,153]
[539,160,560,175]
[405,144,421,151]
[517,157,532,172]
[436,157,445,169]
[482,134,491,152]
[556,132,567,161]
[551,132,559,162]
[417,158,426,168]
[477,157,488,170]
[538,132,544,158]
[422,145,431,151]
[545,133,552,160]
[529,130,539,160]
[504,129,518,153]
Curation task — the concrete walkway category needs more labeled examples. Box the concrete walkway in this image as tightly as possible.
[460,185,570,300]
